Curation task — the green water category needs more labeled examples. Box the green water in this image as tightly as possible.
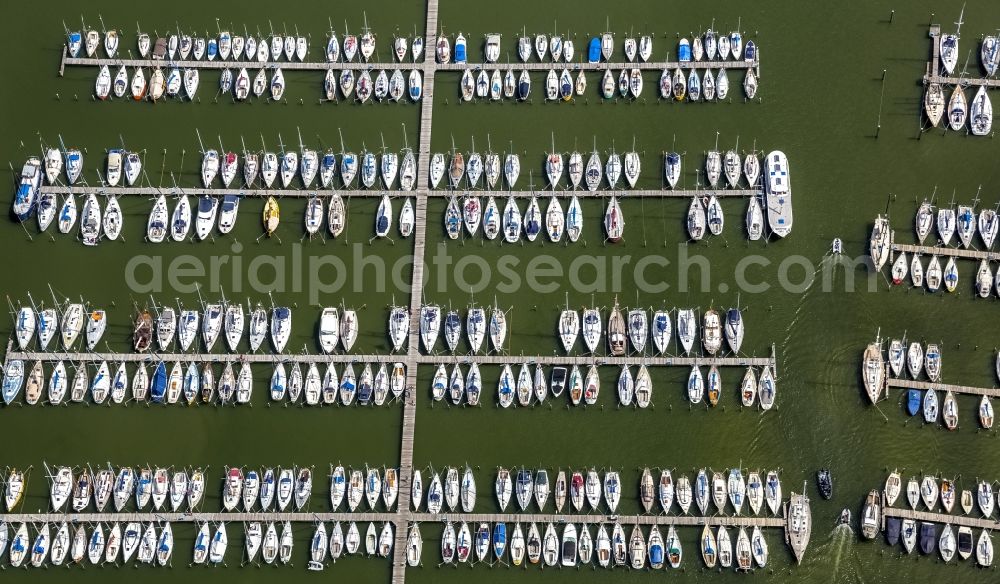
[2,0,1000,582]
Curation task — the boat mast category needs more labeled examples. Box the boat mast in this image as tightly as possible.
[297,126,306,156]
[195,282,207,314]
[468,136,477,189]
[47,283,64,316]
[195,128,206,156]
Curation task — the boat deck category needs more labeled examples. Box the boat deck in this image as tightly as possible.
[36,185,762,199]
[922,25,1000,90]
[886,377,1000,399]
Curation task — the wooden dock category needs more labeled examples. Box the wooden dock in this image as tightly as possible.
[891,242,1000,262]
[62,56,755,74]
[882,505,1000,530]
[1,348,776,369]
[37,184,762,200]
[0,509,785,529]
[433,60,756,72]
[390,3,440,581]
[922,25,1000,90]
[886,378,1000,399]
[408,512,784,528]
[417,351,776,368]
[60,52,757,77]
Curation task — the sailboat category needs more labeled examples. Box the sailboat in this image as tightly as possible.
[607,298,626,356]
[270,306,292,353]
[940,8,963,75]
[375,194,392,237]
[948,84,968,131]
[604,196,624,242]
[389,305,409,351]
[925,83,945,127]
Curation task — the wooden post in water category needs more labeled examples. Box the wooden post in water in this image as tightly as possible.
[876,69,887,139]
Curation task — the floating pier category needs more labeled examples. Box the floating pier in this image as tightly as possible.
[37,185,763,199]
[59,51,757,78]
[882,505,1000,531]
[2,345,777,370]
[391,3,442,580]
[0,510,785,526]
[891,241,1000,262]
[886,378,1000,399]
[433,60,757,72]
[923,25,1000,90]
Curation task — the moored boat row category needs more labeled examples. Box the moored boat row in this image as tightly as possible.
[15,144,776,194]
[454,66,758,102]
[9,299,300,355]
[555,303,748,357]
[0,358,406,408]
[443,29,759,66]
[68,26,315,63]
[866,471,996,565]
[429,362,775,410]
[433,519,772,570]
[432,147,765,191]
[861,335,1000,429]
[429,466,786,516]
[442,193,772,243]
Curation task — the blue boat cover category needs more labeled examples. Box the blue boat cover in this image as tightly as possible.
[588,38,601,63]
[678,42,692,62]
[650,543,663,565]
[150,362,167,402]
[907,389,921,416]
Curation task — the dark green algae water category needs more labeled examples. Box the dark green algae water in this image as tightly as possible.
[2,0,1000,582]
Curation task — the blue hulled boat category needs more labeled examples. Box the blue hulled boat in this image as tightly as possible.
[150,361,167,402]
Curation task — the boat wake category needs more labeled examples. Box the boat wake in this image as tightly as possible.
[825,524,856,581]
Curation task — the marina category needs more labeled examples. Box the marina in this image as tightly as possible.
[860,334,1000,429]
[60,20,761,105]
[0,456,808,568]
[7,1,1000,583]
[882,507,1000,532]
[61,56,759,74]
[886,378,1000,400]
[923,24,1000,91]
[33,185,763,199]
[0,511,798,569]
[0,511,786,528]
[861,472,997,566]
